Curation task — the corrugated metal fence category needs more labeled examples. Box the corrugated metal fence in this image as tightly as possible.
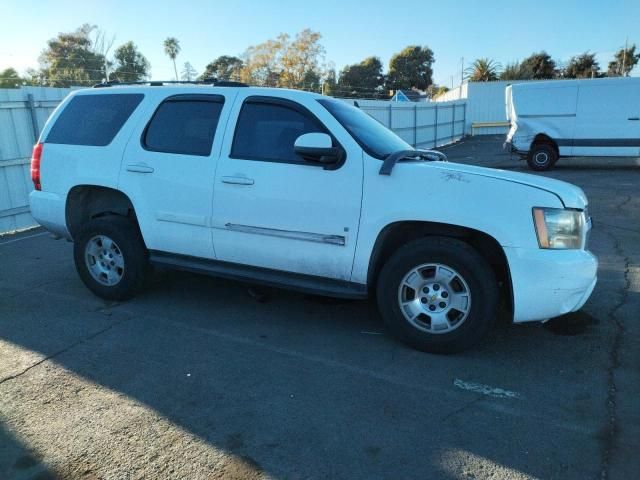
[0,87,466,234]
[0,87,69,233]
[350,99,466,149]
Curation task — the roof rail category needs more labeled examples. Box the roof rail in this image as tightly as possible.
[93,78,248,88]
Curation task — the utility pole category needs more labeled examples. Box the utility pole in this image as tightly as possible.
[461,57,464,86]
[622,36,628,76]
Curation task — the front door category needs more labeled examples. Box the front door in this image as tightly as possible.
[211,93,363,281]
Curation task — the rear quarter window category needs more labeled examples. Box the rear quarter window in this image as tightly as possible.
[46,93,144,146]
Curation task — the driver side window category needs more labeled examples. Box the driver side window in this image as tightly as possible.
[231,99,324,164]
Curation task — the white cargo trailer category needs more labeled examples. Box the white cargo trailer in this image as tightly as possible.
[505,77,640,170]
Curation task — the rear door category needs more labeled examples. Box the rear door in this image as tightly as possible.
[573,82,640,157]
[119,91,235,259]
[210,93,363,281]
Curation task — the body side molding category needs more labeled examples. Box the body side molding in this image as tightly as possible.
[224,223,346,246]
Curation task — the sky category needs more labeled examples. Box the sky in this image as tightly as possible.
[1,0,639,86]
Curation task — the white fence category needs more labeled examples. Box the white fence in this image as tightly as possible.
[0,87,467,234]
[0,87,70,233]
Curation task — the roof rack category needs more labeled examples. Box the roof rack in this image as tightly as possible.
[93,78,248,88]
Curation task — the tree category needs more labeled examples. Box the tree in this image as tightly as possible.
[520,51,556,79]
[39,24,106,87]
[23,68,45,86]
[163,37,181,80]
[338,56,385,97]
[200,55,244,80]
[279,29,325,89]
[240,29,326,89]
[500,62,524,80]
[607,44,640,77]
[90,27,116,81]
[386,45,434,91]
[0,68,21,88]
[241,34,287,86]
[112,41,150,82]
[322,68,337,95]
[564,52,599,78]
[181,62,197,81]
[427,84,450,99]
[466,58,501,82]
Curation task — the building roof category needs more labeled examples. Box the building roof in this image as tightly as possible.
[391,89,428,102]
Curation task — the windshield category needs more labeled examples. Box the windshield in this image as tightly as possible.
[318,98,412,159]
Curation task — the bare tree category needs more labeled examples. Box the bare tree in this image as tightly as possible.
[181,62,198,81]
[89,25,116,81]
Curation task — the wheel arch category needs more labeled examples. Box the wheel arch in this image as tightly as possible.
[367,221,513,315]
[66,185,140,240]
[530,133,559,157]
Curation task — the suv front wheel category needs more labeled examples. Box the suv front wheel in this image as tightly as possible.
[73,216,148,301]
[377,237,498,354]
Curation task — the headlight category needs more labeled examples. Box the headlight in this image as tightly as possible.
[533,207,585,249]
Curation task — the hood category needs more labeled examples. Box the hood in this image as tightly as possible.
[431,161,588,209]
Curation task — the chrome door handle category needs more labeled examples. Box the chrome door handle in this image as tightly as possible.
[221,176,254,185]
[126,164,154,173]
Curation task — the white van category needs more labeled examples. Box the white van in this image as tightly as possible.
[505,77,640,170]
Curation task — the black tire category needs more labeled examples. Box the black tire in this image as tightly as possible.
[73,216,148,301]
[527,143,558,171]
[376,237,499,354]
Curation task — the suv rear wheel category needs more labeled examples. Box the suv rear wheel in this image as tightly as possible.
[376,237,498,354]
[73,216,148,300]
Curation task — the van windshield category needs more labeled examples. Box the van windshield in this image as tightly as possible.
[317,98,412,159]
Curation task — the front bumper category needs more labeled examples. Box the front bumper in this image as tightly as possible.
[503,140,528,156]
[504,246,598,322]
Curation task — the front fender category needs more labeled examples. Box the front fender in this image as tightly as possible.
[350,159,563,284]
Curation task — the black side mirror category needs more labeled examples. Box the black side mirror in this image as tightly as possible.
[294,133,340,165]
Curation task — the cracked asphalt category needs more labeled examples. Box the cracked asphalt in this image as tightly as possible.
[1,136,638,479]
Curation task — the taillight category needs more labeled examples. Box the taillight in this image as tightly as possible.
[30,143,43,191]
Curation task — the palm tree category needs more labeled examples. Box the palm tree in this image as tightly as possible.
[466,58,501,82]
[163,37,181,81]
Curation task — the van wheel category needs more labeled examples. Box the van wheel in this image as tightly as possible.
[527,144,558,171]
[73,216,148,301]
[376,237,498,354]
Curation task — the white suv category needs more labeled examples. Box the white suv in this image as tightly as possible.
[29,81,598,353]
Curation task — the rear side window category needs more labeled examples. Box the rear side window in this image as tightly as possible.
[143,96,224,156]
[231,100,324,163]
[47,94,143,146]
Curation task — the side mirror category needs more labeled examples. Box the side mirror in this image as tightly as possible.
[294,133,340,166]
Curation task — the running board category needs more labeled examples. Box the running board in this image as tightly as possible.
[149,251,369,299]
